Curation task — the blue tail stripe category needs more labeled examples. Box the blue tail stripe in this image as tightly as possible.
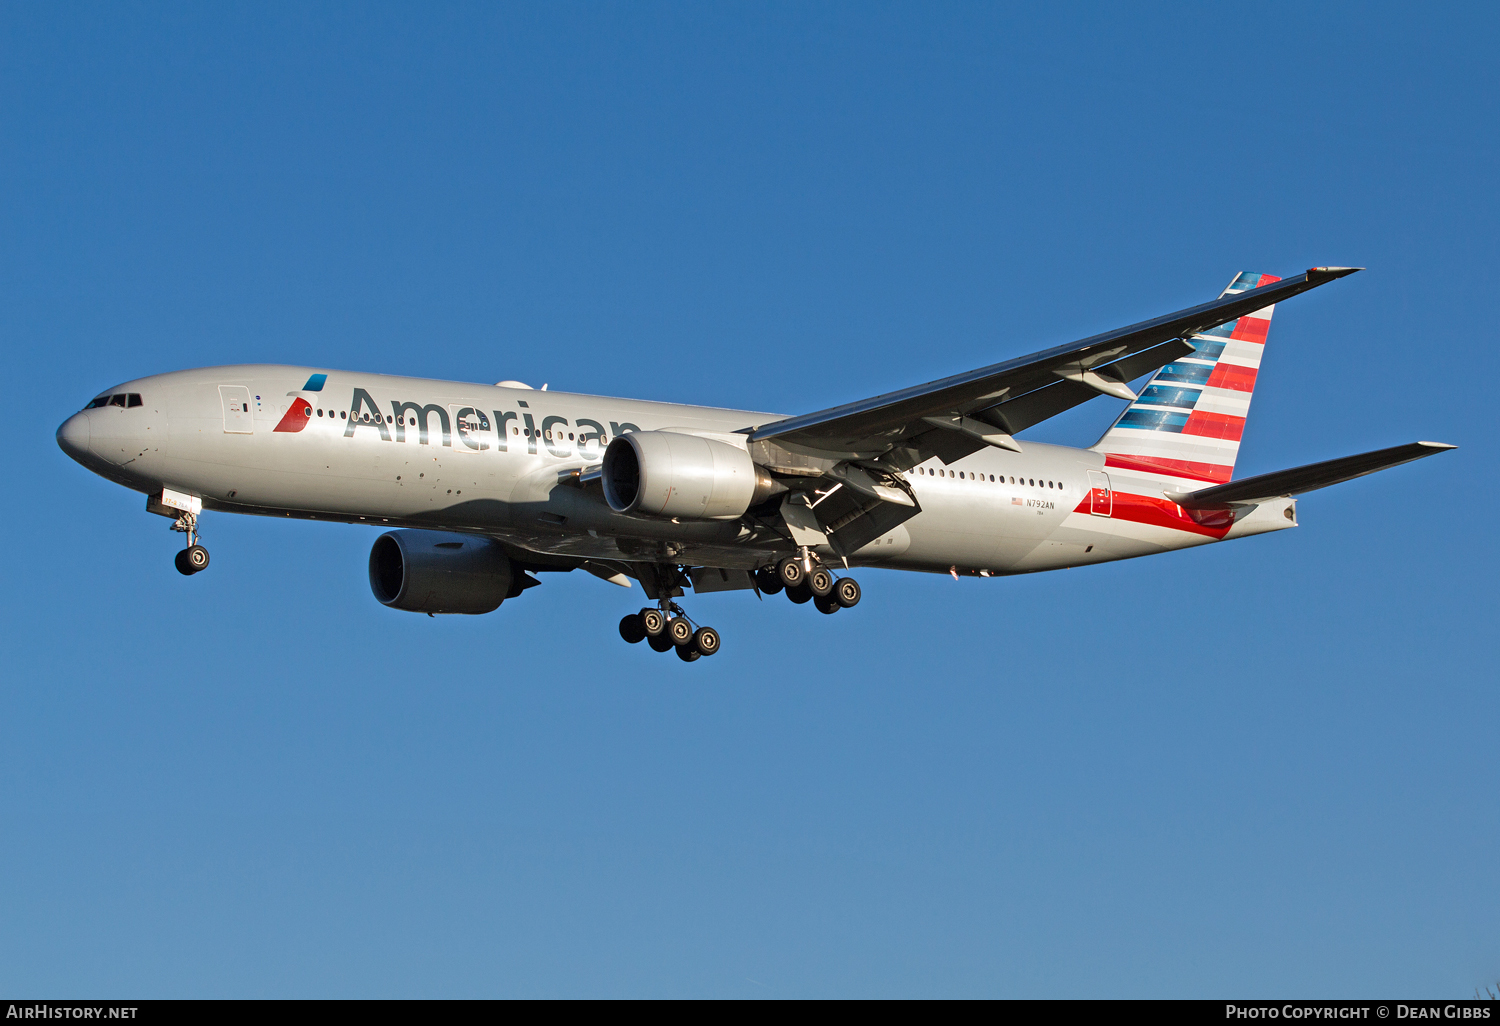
[1137,385,1203,409]
[1155,362,1214,386]
[1117,409,1188,432]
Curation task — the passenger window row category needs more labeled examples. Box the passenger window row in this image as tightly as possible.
[315,409,605,446]
[84,393,143,409]
[912,467,1065,490]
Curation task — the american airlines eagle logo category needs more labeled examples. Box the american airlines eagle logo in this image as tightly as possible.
[272,372,323,433]
[273,397,313,432]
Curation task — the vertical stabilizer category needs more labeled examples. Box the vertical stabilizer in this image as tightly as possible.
[1092,271,1279,485]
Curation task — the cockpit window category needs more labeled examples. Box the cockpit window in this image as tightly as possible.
[83,393,142,410]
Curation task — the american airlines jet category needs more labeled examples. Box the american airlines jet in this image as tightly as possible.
[57,269,1452,662]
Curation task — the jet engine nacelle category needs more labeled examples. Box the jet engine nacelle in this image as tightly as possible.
[601,430,778,520]
[368,529,514,614]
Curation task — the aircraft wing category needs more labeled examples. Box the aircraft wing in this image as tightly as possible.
[747,267,1362,467]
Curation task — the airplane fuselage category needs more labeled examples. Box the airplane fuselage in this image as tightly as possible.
[57,364,1295,579]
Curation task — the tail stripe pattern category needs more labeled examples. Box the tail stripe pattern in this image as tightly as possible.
[1093,271,1279,484]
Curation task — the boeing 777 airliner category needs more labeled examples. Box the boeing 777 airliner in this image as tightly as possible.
[57,268,1453,661]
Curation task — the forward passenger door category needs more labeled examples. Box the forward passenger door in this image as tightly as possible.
[219,385,253,434]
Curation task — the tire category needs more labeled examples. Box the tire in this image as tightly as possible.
[785,582,812,604]
[174,549,196,576]
[185,545,210,572]
[675,645,701,663]
[647,632,674,653]
[808,567,834,597]
[640,608,666,636]
[814,593,840,614]
[835,577,861,608]
[667,617,694,646]
[755,566,783,595]
[692,626,720,656]
[777,557,804,588]
[619,614,646,644]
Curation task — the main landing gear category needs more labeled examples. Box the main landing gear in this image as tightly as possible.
[619,602,722,662]
[171,511,210,576]
[753,552,861,615]
[616,551,860,661]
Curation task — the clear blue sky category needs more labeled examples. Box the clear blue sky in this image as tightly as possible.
[2,2,1494,998]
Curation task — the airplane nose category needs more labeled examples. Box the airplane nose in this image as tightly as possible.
[56,412,91,462]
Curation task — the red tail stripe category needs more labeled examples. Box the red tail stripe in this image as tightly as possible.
[1230,317,1270,343]
[1103,453,1233,483]
[1206,362,1258,392]
[1181,410,1245,441]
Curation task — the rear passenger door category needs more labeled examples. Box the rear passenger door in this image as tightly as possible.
[1087,471,1112,516]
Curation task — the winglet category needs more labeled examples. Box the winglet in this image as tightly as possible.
[1306,266,1363,282]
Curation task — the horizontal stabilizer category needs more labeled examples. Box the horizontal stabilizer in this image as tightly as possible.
[1167,441,1456,509]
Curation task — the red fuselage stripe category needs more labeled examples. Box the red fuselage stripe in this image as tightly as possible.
[1070,492,1232,539]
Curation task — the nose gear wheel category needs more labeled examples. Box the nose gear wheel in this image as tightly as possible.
[170,512,210,576]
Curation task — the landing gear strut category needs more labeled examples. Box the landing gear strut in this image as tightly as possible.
[171,512,210,576]
[619,599,722,662]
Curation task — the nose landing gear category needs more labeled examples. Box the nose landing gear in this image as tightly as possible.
[171,512,210,576]
[619,601,722,662]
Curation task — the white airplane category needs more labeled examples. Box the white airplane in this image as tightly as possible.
[57,268,1453,661]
